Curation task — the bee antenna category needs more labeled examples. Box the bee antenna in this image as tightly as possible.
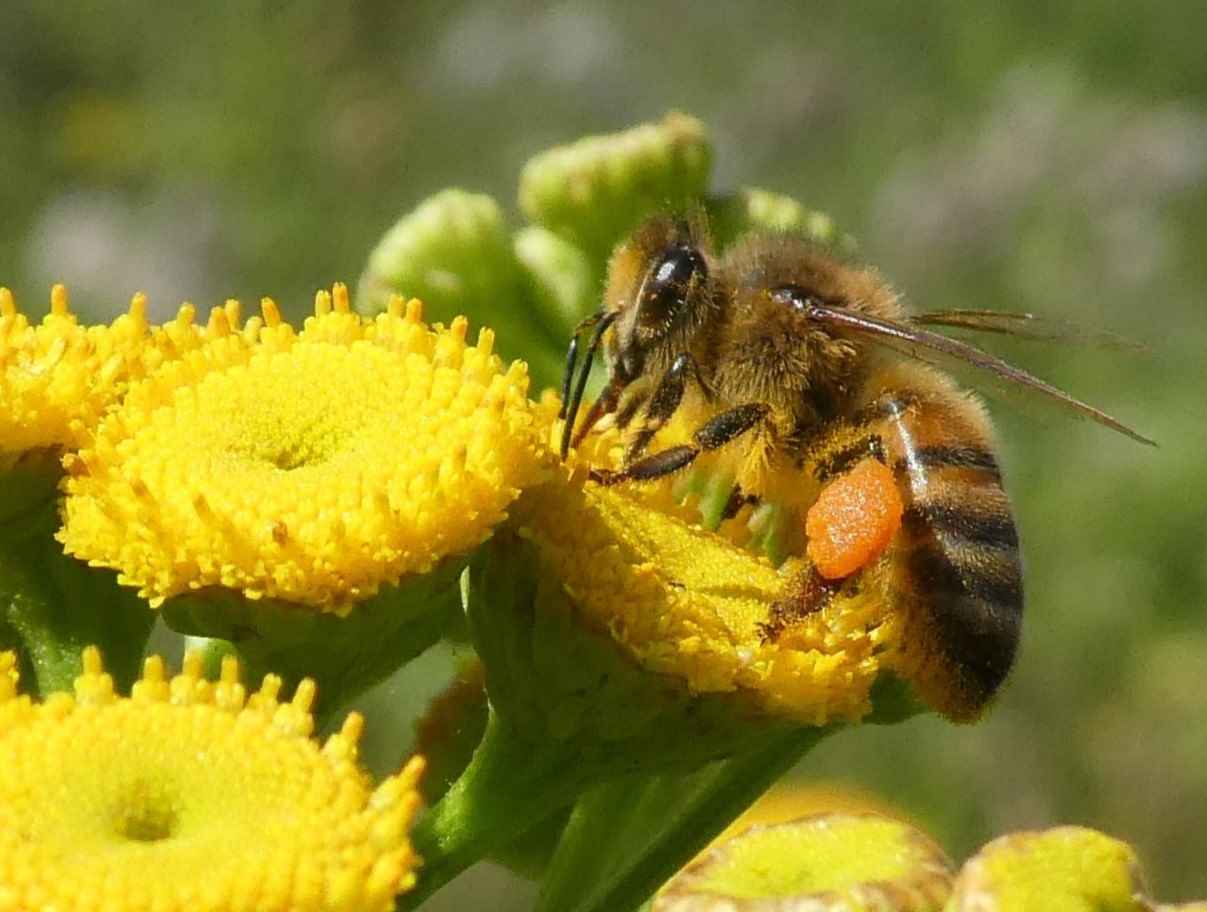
[559,314,597,420]
[560,311,617,460]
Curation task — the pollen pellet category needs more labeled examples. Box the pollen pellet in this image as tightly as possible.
[805,457,903,580]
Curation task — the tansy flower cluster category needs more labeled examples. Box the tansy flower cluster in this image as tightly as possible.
[1,113,1177,912]
[514,456,901,725]
[0,648,424,912]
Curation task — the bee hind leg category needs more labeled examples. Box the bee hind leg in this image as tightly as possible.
[758,566,842,643]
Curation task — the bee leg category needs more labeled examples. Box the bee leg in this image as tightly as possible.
[758,567,841,643]
[614,382,651,431]
[558,312,603,420]
[693,403,771,450]
[569,379,622,449]
[619,352,708,463]
[593,402,770,485]
[721,486,757,521]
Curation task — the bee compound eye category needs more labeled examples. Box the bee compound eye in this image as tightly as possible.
[656,246,707,286]
[771,285,818,315]
[640,246,707,326]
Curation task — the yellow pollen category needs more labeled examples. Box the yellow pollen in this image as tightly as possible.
[0,647,424,912]
[515,443,899,722]
[128,291,148,321]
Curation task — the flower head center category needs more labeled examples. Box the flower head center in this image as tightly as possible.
[231,418,344,471]
[115,779,178,842]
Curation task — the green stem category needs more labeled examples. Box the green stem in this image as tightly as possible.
[401,709,594,909]
[533,676,926,912]
[0,454,154,695]
[536,726,834,912]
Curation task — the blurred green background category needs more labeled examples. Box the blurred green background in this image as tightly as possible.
[3,1,1205,904]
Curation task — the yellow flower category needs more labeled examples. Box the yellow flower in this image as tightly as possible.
[0,647,424,912]
[0,285,235,465]
[59,284,548,610]
[513,400,905,725]
[654,813,954,911]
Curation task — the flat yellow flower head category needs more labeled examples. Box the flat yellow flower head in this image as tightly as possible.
[0,285,220,463]
[0,647,424,912]
[59,284,548,610]
[515,401,904,725]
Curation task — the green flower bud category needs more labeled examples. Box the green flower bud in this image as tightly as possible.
[358,189,565,386]
[709,187,858,253]
[519,112,713,267]
[514,225,599,337]
[358,188,523,319]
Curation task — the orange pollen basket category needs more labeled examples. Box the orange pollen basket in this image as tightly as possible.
[805,457,904,580]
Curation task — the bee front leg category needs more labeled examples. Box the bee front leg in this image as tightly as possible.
[592,402,771,485]
[623,352,700,463]
[569,379,622,449]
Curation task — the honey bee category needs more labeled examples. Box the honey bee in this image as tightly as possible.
[559,211,1152,720]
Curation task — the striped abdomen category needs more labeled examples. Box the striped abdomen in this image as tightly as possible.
[872,386,1022,719]
[808,376,1023,720]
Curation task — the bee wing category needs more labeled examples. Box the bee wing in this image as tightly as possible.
[910,309,1148,352]
[807,303,1156,446]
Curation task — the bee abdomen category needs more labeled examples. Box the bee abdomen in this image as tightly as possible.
[900,500,1023,714]
[902,500,1018,552]
[876,392,1024,720]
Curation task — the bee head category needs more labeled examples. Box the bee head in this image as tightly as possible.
[604,213,717,385]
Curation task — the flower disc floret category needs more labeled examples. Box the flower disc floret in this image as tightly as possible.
[0,647,424,912]
[0,285,244,462]
[59,285,547,609]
